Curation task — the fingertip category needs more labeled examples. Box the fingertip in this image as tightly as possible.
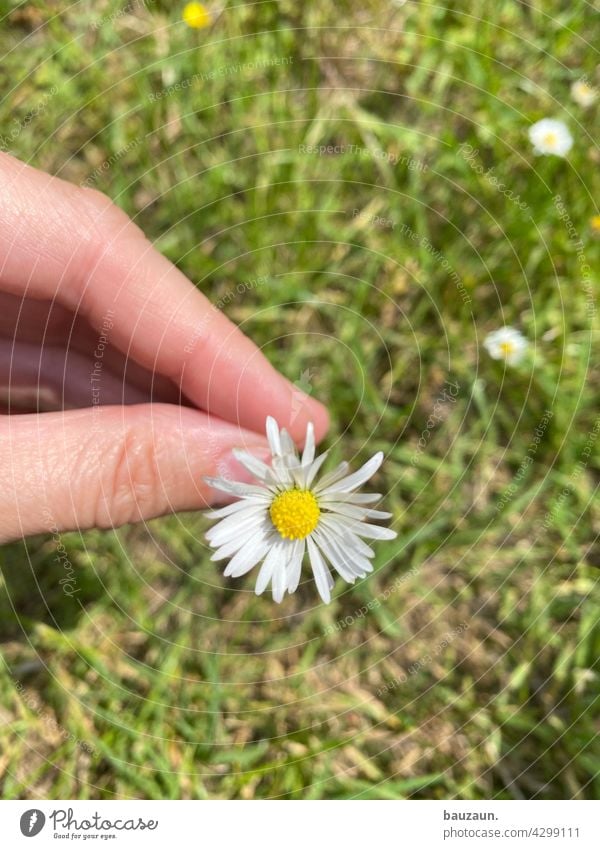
[281,390,330,447]
[306,396,330,444]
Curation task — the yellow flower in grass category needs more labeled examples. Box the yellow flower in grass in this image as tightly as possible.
[571,80,598,108]
[590,215,600,235]
[484,327,528,366]
[528,119,573,157]
[204,417,396,604]
[183,2,212,29]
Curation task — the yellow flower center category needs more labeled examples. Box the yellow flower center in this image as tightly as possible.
[543,132,557,147]
[269,489,320,540]
[183,2,212,28]
[499,341,515,357]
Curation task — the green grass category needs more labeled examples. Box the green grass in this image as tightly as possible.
[1,0,599,799]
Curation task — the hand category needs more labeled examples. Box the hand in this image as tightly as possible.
[0,153,328,542]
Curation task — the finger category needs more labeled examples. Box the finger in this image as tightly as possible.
[0,292,182,401]
[1,339,183,413]
[0,153,329,443]
[0,293,182,402]
[0,404,272,542]
[0,340,165,412]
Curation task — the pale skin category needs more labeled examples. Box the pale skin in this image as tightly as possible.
[0,153,329,542]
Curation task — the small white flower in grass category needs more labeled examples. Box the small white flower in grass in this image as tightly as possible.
[204,417,397,604]
[571,80,597,108]
[483,326,528,366]
[528,119,573,157]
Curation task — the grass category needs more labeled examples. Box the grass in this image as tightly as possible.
[0,0,599,799]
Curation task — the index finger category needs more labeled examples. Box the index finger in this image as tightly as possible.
[0,152,329,443]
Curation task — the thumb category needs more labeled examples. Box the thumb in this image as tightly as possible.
[0,404,271,541]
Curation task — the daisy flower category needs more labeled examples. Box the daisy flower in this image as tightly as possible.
[182,2,212,29]
[571,79,597,108]
[528,118,573,157]
[204,418,397,604]
[483,326,529,366]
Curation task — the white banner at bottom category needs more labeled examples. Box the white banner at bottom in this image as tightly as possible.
[0,800,598,848]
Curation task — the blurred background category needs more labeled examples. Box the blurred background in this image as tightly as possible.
[0,0,599,799]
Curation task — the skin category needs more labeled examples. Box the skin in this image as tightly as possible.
[0,152,329,542]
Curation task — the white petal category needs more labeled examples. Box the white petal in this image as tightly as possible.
[224,532,274,578]
[316,528,375,578]
[279,428,297,459]
[272,560,288,603]
[211,537,251,563]
[328,514,397,540]
[324,502,392,521]
[232,450,277,483]
[307,536,332,604]
[268,460,294,488]
[287,458,308,489]
[319,452,383,494]
[312,529,356,583]
[210,536,247,561]
[355,524,397,541]
[286,540,305,594]
[319,492,382,505]
[304,451,329,489]
[321,530,373,578]
[255,542,285,595]
[205,499,264,520]
[312,460,349,492]
[302,422,315,466]
[272,456,294,485]
[210,520,270,560]
[320,515,376,558]
[204,476,270,499]
[206,508,268,546]
[206,502,267,535]
[266,416,282,456]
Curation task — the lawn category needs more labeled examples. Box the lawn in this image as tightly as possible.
[0,0,599,799]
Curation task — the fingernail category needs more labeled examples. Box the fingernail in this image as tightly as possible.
[286,386,330,444]
[208,443,272,503]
